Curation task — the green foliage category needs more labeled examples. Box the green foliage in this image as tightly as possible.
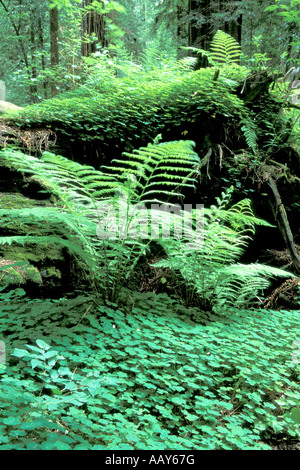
[182,30,242,68]
[0,262,42,287]
[210,30,241,66]
[241,119,259,151]
[0,290,299,449]
[7,63,252,149]
[152,188,293,311]
[0,140,200,300]
[265,1,300,34]
[101,138,200,202]
[0,145,293,307]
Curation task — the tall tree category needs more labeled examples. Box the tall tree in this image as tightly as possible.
[50,4,59,96]
[80,0,125,57]
[81,0,107,57]
[188,0,212,50]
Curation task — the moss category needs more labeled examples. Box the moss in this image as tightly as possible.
[0,244,64,264]
[46,267,61,278]
[25,266,43,284]
[0,267,24,286]
[0,260,42,287]
[0,192,47,209]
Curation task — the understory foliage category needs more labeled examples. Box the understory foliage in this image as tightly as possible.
[185,29,242,67]
[153,189,293,311]
[0,289,299,450]
[0,143,292,308]
[210,30,242,66]
[4,56,254,150]
[0,141,200,301]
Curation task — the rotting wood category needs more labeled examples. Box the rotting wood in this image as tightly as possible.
[0,120,56,154]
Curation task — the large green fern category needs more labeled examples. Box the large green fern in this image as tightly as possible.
[182,31,257,151]
[0,146,292,308]
[101,139,200,203]
[152,188,294,311]
[182,30,241,67]
[0,140,200,300]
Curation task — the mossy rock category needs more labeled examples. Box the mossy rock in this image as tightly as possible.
[0,259,42,287]
[0,192,49,209]
[0,243,64,265]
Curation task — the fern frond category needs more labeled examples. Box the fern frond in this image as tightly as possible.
[152,193,293,311]
[210,30,241,65]
[241,119,258,151]
[213,263,293,309]
[0,140,201,300]
[101,140,200,202]
[0,149,119,209]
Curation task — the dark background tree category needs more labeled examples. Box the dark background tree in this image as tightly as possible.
[50,4,59,97]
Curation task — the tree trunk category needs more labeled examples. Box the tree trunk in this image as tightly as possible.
[30,13,38,102]
[50,5,59,97]
[221,0,242,45]
[81,0,107,57]
[285,21,297,73]
[37,14,48,99]
[188,0,212,50]
[0,0,34,99]
[187,0,242,68]
[188,0,213,68]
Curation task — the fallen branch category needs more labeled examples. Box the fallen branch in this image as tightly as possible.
[267,175,300,273]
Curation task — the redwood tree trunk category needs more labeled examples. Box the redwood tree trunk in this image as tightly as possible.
[188,0,213,68]
[81,0,107,57]
[50,5,59,97]
[188,0,242,68]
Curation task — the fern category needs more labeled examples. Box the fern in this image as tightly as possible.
[101,139,200,203]
[0,145,291,309]
[213,263,293,309]
[0,141,200,300]
[152,188,293,311]
[241,119,258,151]
[182,31,257,151]
[210,30,241,66]
[182,30,241,68]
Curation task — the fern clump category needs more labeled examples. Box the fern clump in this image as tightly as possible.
[0,141,200,300]
[0,143,294,309]
[153,188,294,311]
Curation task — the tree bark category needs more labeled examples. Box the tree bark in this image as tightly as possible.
[81,0,107,57]
[50,5,59,97]
[221,0,242,45]
[37,14,48,99]
[188,0,212,68]
[30,12,38,102]
[0,0,35,98]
